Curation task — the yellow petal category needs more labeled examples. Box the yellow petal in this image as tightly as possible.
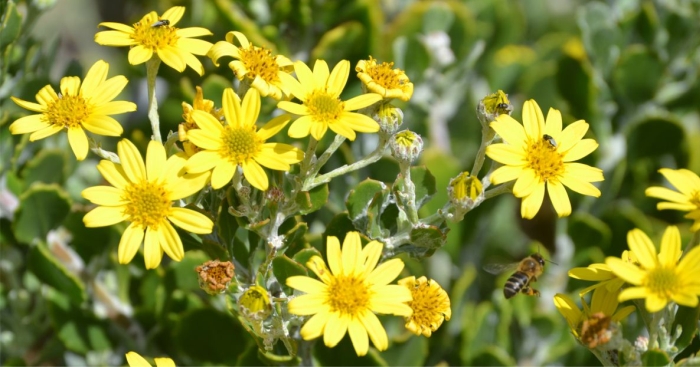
[658,226,681,268]
[490,165,522,185]
[491,114,527,148]
[645,186,691,204]
[186,129,221,151]
[512,168,538,198]
[158,221,184,262]
[97,160,129,189]
[564,163,604,182]
[299,311,330,340]
[59,76,81,96]
[257,115,292,141]
[367,258,404,285]
[177,37,213,56]
[167,207,213,234]
[82,115,124,136]
[11,96,46,112]
[362,241,383,276]
[157,46,186,72]
[98,22,134,33]
[627,229,658,269]
[522,99,544,140]
[338,112,378,133]
[143,227,163,269]
[241,88,261,128]
[177,27,213,38]
[521,181,545,219]
[557,120,589,152]
[548,180,572,217]
[95,30,135,46]
[286,276,328,294]
[294,60,317,92]
[288,116,313,138]
[128,45,153,65]
[659,168,697,197]
[29,125,63,141]
[223,88,242,128]
[184,150,220,174]
[91,75,129,105]
[313,59,331,88]
[80,60,109,97]
[207,40,238,67]
[344,93,381,111]
[559,174,601,197]
[605,257,644,285]
[348,318,369,357]
[562,139,598,162]
[485,144,526,166]
[81,186,126,206]
[83,206,127,227]
[341,232,363,275]
[179,48,205,76]
[326,60,350,97]
[359,310,388,352]
[645,293,669,313]
[118,223,145,265]
[544,107,563,136]
[153,358,175,367]
[326,236,342,275]
[125,351,151,367]
[36,85,58,106]
[279,72,307,101]
[161,6,185,26]
[287,293,329,315]
[92,101,139,116]
[9,115,51,134]
[211,162,236,189]
[117,139,146,183]
[323,313,349,348]
[242,160,268,191]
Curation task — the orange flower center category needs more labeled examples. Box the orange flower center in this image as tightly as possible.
[220,125,262,164]
[239,45,281,83]
[131,17,178,50]
[306,91,344,124]
[122,180,172,228]
[45,94,91,128]
[526,135,564,181]
[326,274,370,315]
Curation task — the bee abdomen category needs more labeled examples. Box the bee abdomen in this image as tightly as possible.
[504,272,530,299]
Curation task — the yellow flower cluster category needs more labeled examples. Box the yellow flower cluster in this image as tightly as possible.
[8,7,414,271]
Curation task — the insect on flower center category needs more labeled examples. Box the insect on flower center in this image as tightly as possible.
[326,275,370,315]
[366,60,404,89]
[645,267,679,298]
[526,136,564,181]
[45,94,91,128]
[220,125,262,164]
[122,180,172,229]
[306,91,344,124]
[131,18,178,50]
[239,45,280,83]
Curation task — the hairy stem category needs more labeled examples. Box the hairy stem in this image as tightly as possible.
[146,58,162,143]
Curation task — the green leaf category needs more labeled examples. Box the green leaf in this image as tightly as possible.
[346,179,386,223]
[673,304,700,351]
[311,21,366,64]
[14,183,71,244]
[381,333,427,366]
[293,248,323,268]
[62,210,116,262]
[323,213,357,249]
[28,243,87,304]
[366,188,389,238]
[626,116,687,165]
[272,256,307,289]
[613,46,664,103]
[296,183,329,214]
[174,308,247,365]
[166,251,209,292]
[0,1,22,49]
[216,196,238,260]
[47,291,111,354]
[21,149,67,186]
[556,54,595,122]
[283,222,308,258]
[641,349,671,366]
[398,226,447,258]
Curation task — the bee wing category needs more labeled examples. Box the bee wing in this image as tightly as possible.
[483,262,519,275]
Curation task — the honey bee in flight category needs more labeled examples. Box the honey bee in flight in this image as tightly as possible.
[484,253,546,299]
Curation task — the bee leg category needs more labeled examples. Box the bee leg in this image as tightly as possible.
[522,287,540,297]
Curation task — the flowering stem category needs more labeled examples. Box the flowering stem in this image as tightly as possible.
[146,58,163,143]
[303,136,388,191]
[483,181,514,200]
[299,137,318,180]
[88,137,120,163]
[309,134,346,177]
[470,127,496,177]
[398,161,419,224]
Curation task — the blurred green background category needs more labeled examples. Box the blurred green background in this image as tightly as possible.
[2,0,700,365]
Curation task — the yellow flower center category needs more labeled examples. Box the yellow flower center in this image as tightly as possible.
[45,95,91,128]
[220,125,262,164]
[131,18,178,50]
[366,60,403,89]
[326,275,370,315]
[406,280,448,329]
[122,180,172,228]
[306,91,344,124]
[239,45,281,83]
[526,136,564,181]
[645,267,679,298]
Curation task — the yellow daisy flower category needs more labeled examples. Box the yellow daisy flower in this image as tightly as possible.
[183,88,304,191]
[95,7,213,75]
[126,351,175,367]
[178,86,224,157]
[82,139,213,269]
[9,60,135,161]
[355,56,414,101]
[277,59,382,141]
[286,232,413,357]
[398,276,451,337]
[605,226,700,312]
[645,168,700,231]
[554,286,635,346]
[208,31,294,100]
[485,100,604,219]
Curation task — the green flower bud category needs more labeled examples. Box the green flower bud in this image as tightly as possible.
[477,90,513,127]
[448,172,483,209]
[390,130,423,163]
[239,285,272,321]
[373,103,404,135]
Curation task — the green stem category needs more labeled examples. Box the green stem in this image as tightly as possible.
[470,127,496,177]
[237,80,251,98]
[683,230,700,257]
[163,132,180,154]
[146,58,163,143]
[299,137,318,181]
[483,181,514,200]
[88,137,120,163]
[398,161,418,223]
[303,136,388,191]
[310,134,346,177]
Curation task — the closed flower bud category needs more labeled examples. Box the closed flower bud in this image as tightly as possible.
[448,172,483,209]
[477,90,512,127]
[238,285,272,321]
[373,103,404,135]
[390,130,423,163]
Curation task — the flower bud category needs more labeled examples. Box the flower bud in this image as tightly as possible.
[390,130,423,163]
[477,90,512,127]
[238,285,272,321]
[373,103,404,135]
[448,172,483,209]
[179,86,224,157]
[196,259,235,295]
